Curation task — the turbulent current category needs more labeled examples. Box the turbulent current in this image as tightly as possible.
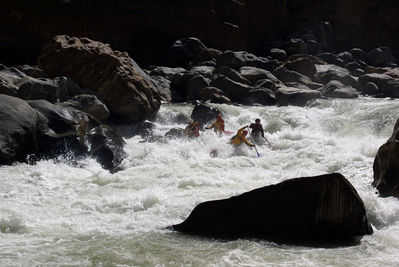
[1,97,399,266]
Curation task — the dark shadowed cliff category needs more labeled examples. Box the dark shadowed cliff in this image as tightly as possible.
[1,0,398,66]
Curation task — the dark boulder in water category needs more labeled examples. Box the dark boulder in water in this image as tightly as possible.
[190,101,221,129]
[173,173,373,243]
[0,94,125,172]
[373,117,399,198]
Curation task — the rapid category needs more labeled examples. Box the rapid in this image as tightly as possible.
[1,97,399,266]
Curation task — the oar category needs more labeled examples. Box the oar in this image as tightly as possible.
[263,136,274,149]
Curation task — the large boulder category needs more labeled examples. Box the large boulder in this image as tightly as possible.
[38,35,161,122]
[357,73,393,95]
[0,94,125,172]
[28,100,126,172]
[0,94,41,164]
[373,117,399,197]
[173,173,373,242]
[275,86,322,106]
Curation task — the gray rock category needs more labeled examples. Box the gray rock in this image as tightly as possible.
[270,48,287,61]
[273,67,323,90]
[210,75,252,102]
[168,37,207,68]
[244,88,276,105]
[186,75,210,101]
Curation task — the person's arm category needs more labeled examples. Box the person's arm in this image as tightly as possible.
[206,122,215,129]
[243,137,254,147]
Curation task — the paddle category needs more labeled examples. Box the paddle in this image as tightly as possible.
[263,136,274,149]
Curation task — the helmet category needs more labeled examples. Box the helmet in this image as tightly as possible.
[242,130,248,135]
[217,114,222,118]
[255,118,260,123]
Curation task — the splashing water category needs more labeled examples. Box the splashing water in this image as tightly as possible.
[1,97,399,266]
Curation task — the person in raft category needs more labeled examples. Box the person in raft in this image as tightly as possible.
[230,126,255,147]
[249,118,265,143]
[206,114,225,134]
[184,119,200,137]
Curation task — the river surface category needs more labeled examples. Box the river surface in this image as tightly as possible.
[1,97,399,266]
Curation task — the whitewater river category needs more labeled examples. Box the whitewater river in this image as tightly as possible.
[1,97,399,266]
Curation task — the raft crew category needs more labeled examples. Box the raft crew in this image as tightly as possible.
[230,126,255,147]
[184,119,200,137]
[206,114,225,134]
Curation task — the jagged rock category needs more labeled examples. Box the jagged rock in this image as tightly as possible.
[275,86,322,106]
[17,76,85,103]
[173,173,373,243]
[189,66,215,79]
[373,117,399,197]
[61,94,110,122]
[367,47,395,66]
[321,80,358,98]
[168,37,207,67]
[38,35,161,123]
[210,75,252,102]
[214,66,250,85]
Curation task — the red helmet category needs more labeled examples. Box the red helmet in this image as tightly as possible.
[217,114,222,118]
[242,130,248,135]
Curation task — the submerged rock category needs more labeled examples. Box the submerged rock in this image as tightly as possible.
[173,173,373,243]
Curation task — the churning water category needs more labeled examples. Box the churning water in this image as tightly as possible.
[1,97,399,266]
